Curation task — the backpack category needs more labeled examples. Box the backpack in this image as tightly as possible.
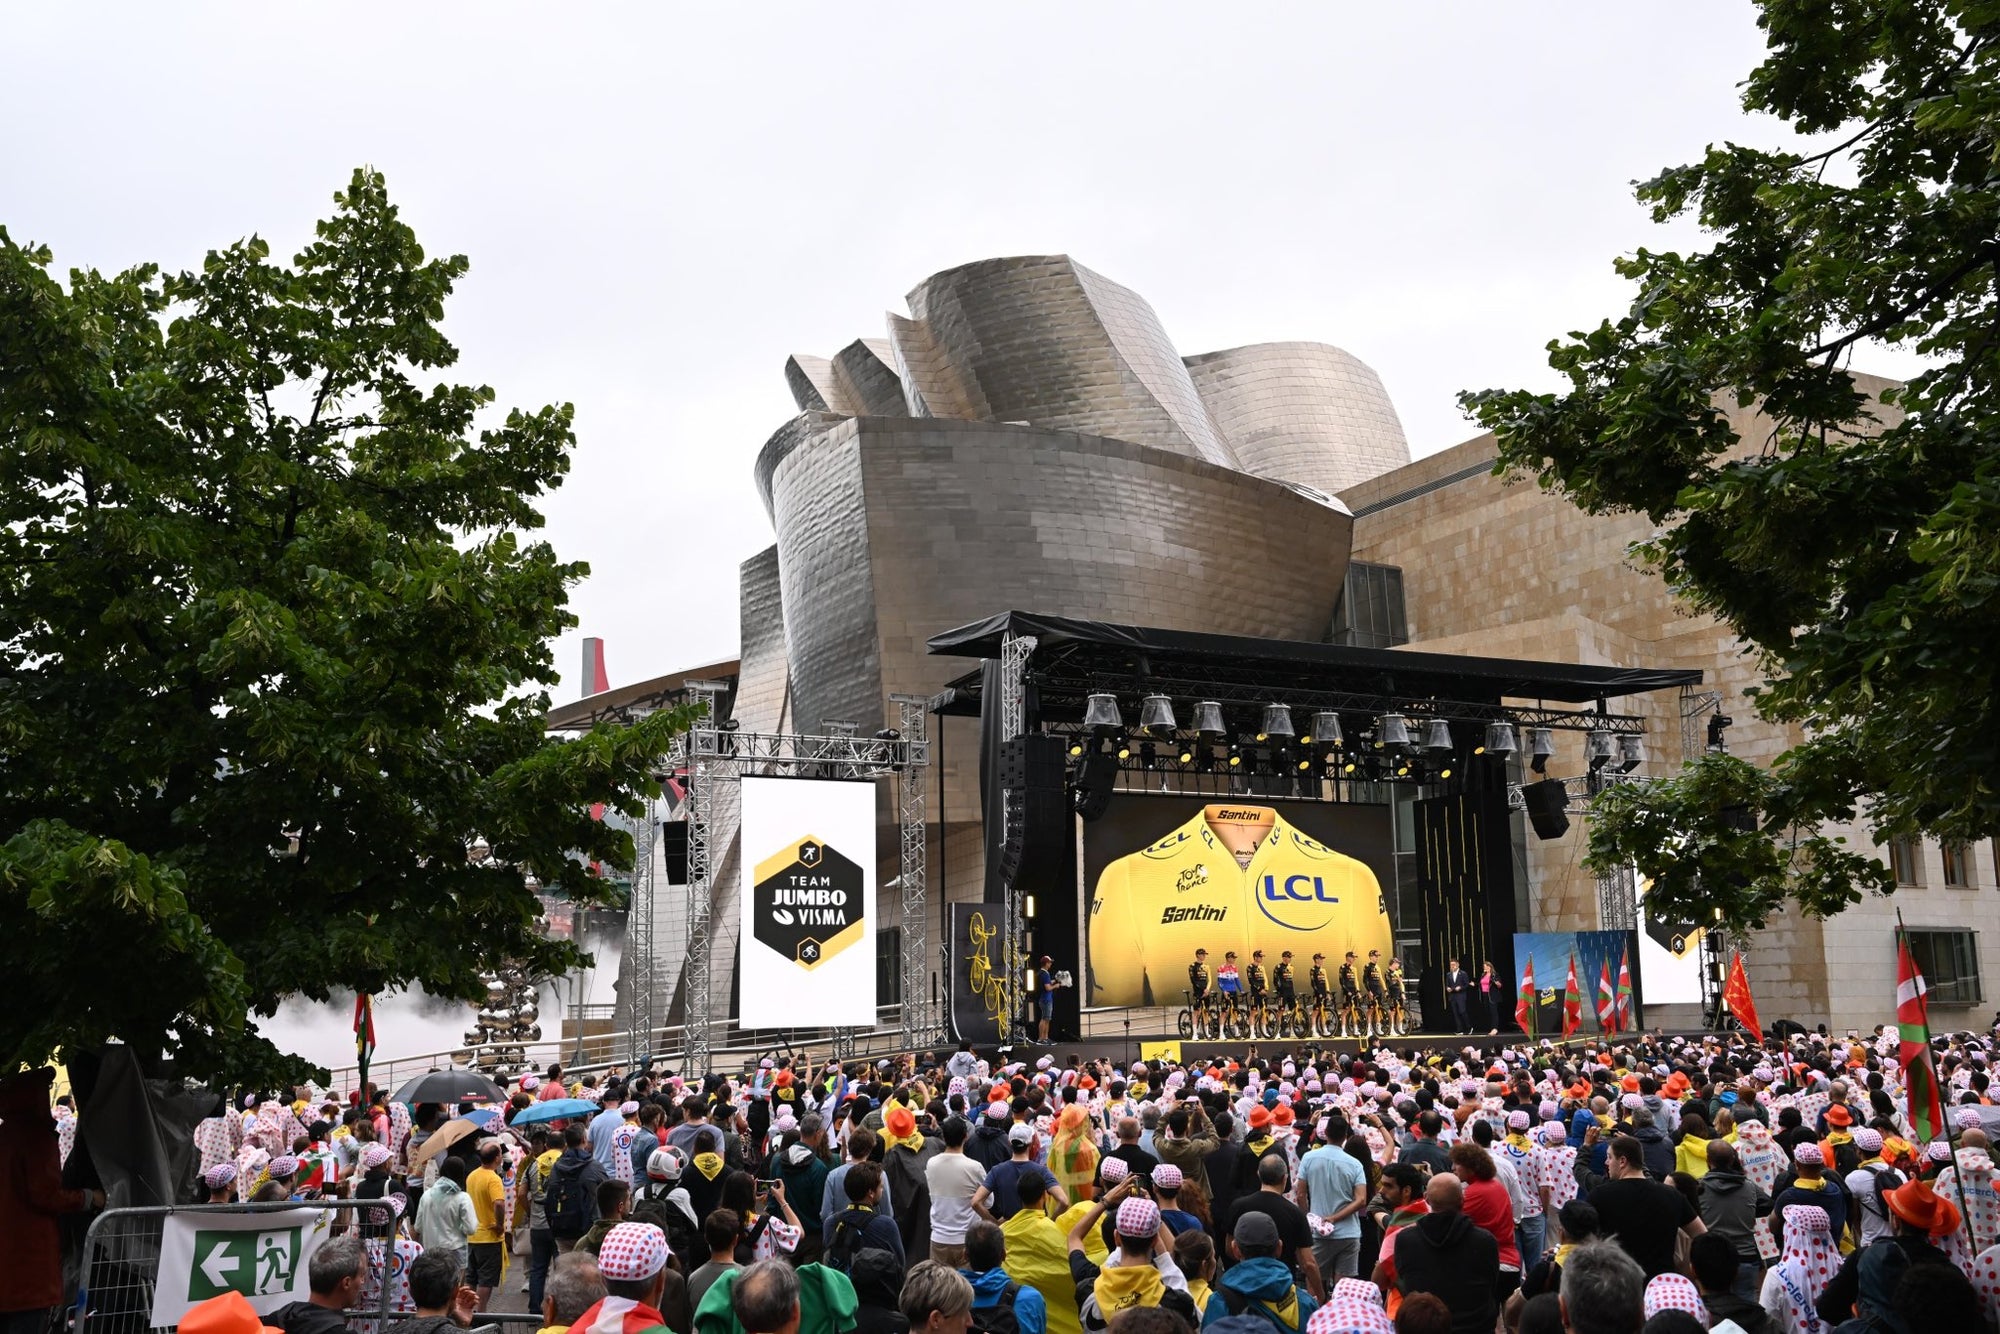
[824,1207,888,1274]
[545,1159,597,1239]
[1861,1162,1906,1230]
[969,1282,1021,1334]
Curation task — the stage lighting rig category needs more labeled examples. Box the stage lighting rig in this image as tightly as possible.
[1528,727,1555,774]
[1586,729,1616,774]
[1616,733,1645,773]
[1139,695,1176,734]
[1707,712,1733,753]
[1377,712,1411,750]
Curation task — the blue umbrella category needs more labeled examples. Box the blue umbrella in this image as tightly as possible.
[457,1107,503,1128]
[509,1097,599,1125]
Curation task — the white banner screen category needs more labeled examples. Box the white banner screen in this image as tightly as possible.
[1636,878,1706,1005]
[739,775,878,1028]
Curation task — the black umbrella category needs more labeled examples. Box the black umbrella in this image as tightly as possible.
[390,1069,510,1106]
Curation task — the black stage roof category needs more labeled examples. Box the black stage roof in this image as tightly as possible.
[928,611,1701,721]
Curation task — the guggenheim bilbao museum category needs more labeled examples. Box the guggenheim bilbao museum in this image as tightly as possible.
[586,253,1998,1036]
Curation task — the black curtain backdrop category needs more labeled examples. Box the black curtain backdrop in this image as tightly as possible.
[1414,784,1518,1031]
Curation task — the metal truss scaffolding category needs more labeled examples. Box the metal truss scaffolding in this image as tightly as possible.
[671,694,930,1076]
[996,633,1037,1046]
[892,695,942,1049]
[626,802,658,1063]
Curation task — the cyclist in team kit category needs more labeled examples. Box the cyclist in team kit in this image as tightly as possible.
[1272,950,1298,1034]
[1309,952,1331,1035]
[1217,950,1244,1030]
[1338,950,1363,1038]
[1245,950,1270,1032]
[1187,948,1213,1032]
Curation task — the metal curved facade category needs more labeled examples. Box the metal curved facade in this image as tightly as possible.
[1184,342,1411,495]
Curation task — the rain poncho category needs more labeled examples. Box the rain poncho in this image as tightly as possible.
[1736,1119,1786,1262]
[1047,1106,1099,1203]
[1001,1205,1083,1334]
[1759,1203,1837,1334]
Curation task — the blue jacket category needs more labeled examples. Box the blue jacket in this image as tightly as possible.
[963,1266,1046,1334]
[1216,1256,1317,1332]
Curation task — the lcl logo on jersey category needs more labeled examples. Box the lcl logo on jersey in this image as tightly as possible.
[1256,874,1339,931]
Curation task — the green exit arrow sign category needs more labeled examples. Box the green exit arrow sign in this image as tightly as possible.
[187,1227,303,1300]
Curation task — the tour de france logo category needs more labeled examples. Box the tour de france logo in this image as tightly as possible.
[752,835,865,970]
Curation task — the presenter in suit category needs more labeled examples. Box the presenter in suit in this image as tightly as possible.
[1444,958,1472,1033]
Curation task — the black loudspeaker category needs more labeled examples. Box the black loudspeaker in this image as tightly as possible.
[660,823,689,882]
[996,735,1071,884]
[1522,778,1571,840]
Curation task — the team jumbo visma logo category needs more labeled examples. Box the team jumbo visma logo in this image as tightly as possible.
[752,835,865,970]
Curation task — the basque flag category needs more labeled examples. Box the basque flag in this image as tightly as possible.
[1516,956,1536,1035]
[1897,927,1945,1143]
[1615,945,1634,1030]
[1596,960,1617,1032]
[1562,950,1583,1038]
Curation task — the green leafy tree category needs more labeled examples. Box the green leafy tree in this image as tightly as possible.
[0,169,685,1083]
[1462,1,2000,930]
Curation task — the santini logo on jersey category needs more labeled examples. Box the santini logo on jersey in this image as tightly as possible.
[1161,904,1227,925]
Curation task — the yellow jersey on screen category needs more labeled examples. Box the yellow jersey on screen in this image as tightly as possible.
[1087,804,1391,1007]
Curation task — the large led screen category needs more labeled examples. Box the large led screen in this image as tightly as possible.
[1082,796,1395,1008]
[738,776,878,1028]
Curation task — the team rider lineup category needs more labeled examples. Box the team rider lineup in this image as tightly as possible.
[1184,943,1409,1040]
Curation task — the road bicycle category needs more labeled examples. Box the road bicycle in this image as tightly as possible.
[1177,988,1222,1041]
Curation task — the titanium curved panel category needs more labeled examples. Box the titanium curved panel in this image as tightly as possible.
[901,257,1235,466]
[764,417,1353,750]
[830,338,909,417]
[1184,342,1411,494]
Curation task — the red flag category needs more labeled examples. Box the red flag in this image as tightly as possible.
[1516,955,1536,1034]
[1562,951,1583,1037]
[1897,929,1944,1143]
[1724,953,1761,1038]
[1615,945,1634,1030]
[352,993,376,1096]
[1596,960,1617,1031]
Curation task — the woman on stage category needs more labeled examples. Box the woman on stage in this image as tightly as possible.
[1478,960,1500,1034]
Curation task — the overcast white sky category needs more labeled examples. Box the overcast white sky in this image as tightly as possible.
[5,3,1902,700]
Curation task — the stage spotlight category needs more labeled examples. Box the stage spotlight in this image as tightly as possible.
[1484,722,1518,756]
[1341,758,1359,775]
[1262,704,1295,739]
[1139,695,1176,734]
[1586,729,1616,773]
[875,728,900,741]
[1068,739,1086,759]
[1377,713,1411,749]
[1115,733,1132,761]
[1528,727,1555,775]
[1311,711,1344,748]
[1296,751,1313,772]
[1083,693,1123,729]
[1175,742,1195,764]
[1438,764,1454,780]
[1140,742,1158,769]
[1707,712,1733,752]
[1394,760,1412,778]
[1226,749,1243,769]
[1421,719,1453,753]
[1194,700,1225,736]
[1617,733,1646,772]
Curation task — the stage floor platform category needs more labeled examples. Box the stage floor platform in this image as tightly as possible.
[998,1027,1713,1070]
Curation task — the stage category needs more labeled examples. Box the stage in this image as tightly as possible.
[993,1025,1690,1073]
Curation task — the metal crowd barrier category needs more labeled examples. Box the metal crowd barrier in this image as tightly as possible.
[78,1200,398,1334]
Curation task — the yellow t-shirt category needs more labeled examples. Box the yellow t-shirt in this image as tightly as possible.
[467,1165,507,1243]
[1088,805,1391,1007]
